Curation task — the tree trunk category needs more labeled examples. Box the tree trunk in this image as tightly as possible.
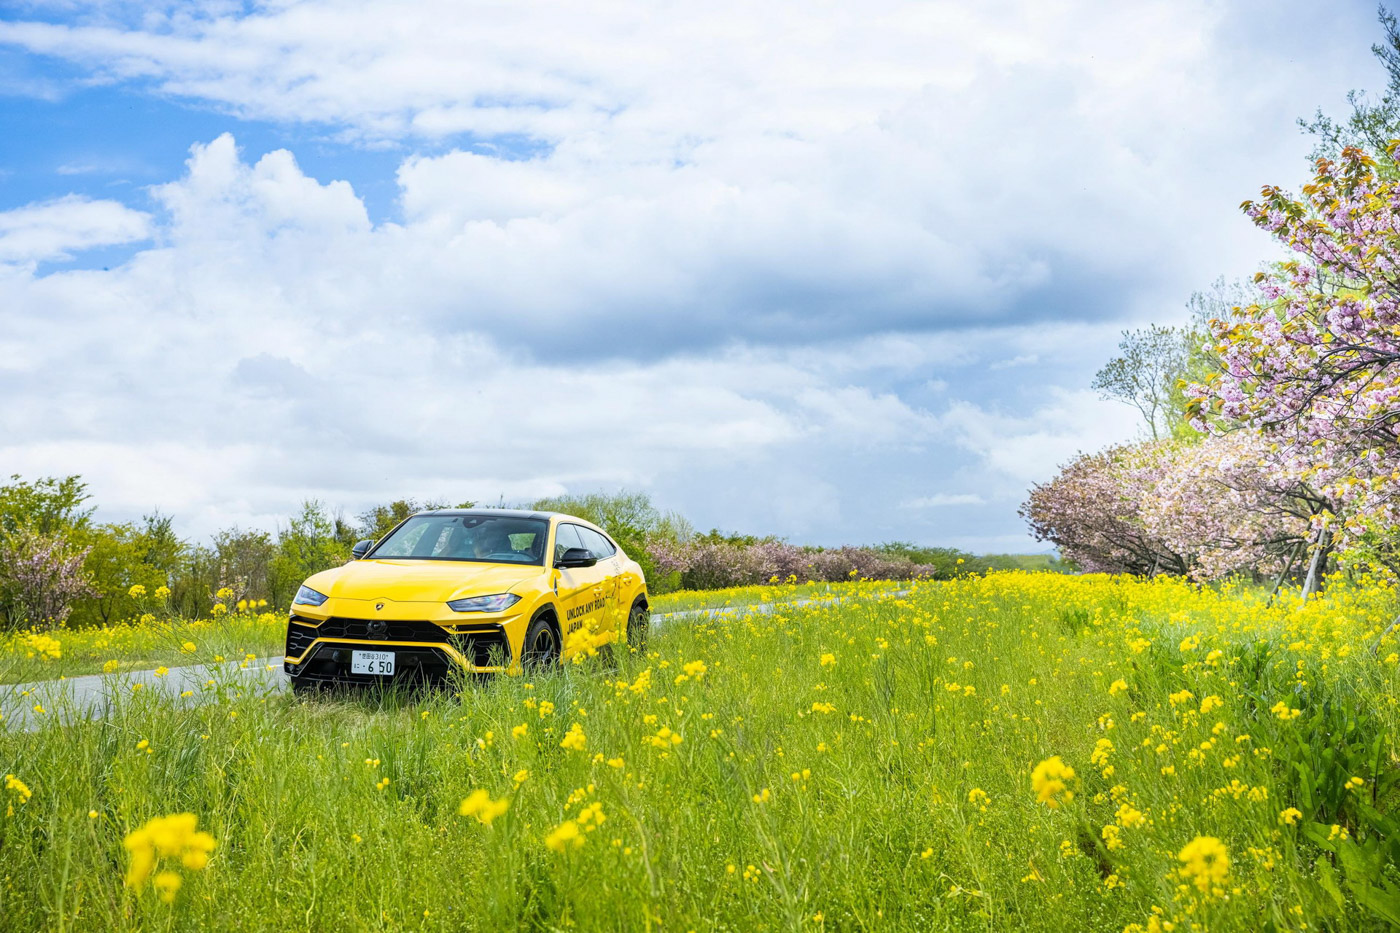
[1266,539,1303,608]
[1301,524,1329,599]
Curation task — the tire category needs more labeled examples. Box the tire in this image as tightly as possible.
[522,614,561,669]
[290,677,319,698]
[626,599,650,650]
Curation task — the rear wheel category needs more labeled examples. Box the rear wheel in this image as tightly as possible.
[626,599,650,650]
[522,614,561,669]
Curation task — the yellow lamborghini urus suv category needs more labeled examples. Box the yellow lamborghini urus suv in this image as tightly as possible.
[283,509,649,691]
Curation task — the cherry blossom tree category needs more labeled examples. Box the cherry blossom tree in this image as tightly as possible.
[1022,433,1331,582]
[1140,432,1328,582]
[0,530,96,629]
[1021,441,1189,576]
[1191,146,1400,562]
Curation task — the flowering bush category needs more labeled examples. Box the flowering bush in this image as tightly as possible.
[644,538,945,590]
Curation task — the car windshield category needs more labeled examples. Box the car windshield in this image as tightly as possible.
[368,514,548,565]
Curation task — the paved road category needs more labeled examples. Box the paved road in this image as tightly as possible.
[1,592,890,732]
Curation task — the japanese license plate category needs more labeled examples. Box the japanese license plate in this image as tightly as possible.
[351,650,395,676]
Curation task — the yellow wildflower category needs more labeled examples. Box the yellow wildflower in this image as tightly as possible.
[560,723,587,751]
[1030,756,1075,809]
[458,790,509,826]
[545,820,584,852]
[1177,836,1229,895]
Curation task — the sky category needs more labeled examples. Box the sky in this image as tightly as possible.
[0,0,1387,551]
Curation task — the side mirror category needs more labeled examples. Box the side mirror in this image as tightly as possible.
[556,547,598,569]
[351,539,375,560]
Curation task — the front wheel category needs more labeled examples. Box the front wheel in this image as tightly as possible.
[626,599,650,650]
[522,615,561,669]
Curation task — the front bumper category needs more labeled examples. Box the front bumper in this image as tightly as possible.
[283,605,521,683]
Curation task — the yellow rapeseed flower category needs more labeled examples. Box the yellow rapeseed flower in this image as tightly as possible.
[1030,756,1075,809]
[1116,804,1145,828]
[560,723,587,751]
[122,813,216,899]
[152,870,182,904]
[458,790,509,826]
[1177,835,1229,895]
[545,819,584,852]
[5,774,33,804]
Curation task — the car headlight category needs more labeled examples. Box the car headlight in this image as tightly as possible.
[293,584,329,607]
[447,593,521,613]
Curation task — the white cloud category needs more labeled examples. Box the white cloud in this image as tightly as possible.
[940,389,1141,487]
[0,195,151,263]
[0,1,1378,345]
[904,493,986,508]
[989,354,1038,371]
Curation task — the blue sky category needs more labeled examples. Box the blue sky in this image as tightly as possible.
[0,0,1386,548]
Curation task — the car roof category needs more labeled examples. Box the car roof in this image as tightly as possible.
[415,509,603,531]
[417,508,555,521]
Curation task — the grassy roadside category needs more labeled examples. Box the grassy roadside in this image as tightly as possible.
[0,579,900,685]
[0,573,1396,930]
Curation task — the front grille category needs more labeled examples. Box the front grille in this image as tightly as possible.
[284,615,510,666]
[314,617,451,642]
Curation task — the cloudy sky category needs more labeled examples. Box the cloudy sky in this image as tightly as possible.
[0,0,1385,550]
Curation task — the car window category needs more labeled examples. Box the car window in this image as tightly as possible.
[553,523,584,562]
[371,514,548,564]
[577,527,616,558]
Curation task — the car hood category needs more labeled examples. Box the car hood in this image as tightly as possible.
[306,559,542,604]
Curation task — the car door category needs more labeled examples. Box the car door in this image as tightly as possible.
[575,526,621,642]
[553,523,609,654]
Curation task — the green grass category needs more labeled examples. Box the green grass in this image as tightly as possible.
[0,572,1396,931]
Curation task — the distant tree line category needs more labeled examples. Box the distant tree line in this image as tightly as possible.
[0,476,476,630]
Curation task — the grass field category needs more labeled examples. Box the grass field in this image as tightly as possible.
[1,573,1397,931]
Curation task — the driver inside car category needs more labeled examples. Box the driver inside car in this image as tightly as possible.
[473,528,514,560]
